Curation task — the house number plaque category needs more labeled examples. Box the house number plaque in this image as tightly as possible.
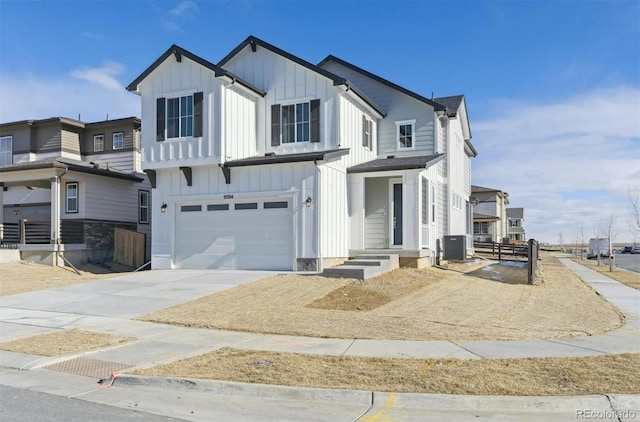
[223,194,234,199]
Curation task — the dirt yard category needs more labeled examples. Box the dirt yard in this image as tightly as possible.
[138,254,624,341]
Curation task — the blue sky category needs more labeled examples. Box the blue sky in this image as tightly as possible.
[1,0,639,243]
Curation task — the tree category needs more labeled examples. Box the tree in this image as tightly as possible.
[578,226,587,259]
[603,214,617,272]
[629,188,640,239]
[593,223,603,266]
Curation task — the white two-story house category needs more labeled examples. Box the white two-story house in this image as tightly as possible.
[126,36,477,271]
[471,185,509,243]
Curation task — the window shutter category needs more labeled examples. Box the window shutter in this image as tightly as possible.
[193,92,203,137]
[156,98,165,142]
[310,99,320,143]
[271,104,281,146]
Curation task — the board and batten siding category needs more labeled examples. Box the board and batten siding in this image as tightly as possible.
[150,162,319,268]
[221,46,338,154]
[138,55,220,168]
[364,177,389,248]
[319,164,348,259]
[221,85,257,161]
[320,61,437,157]
[337,94,377,168]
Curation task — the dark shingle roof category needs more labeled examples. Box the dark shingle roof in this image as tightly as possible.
[433,95,464,114]
[223,149,349,168]
[0,157,144,182]
[507,208,524,219]
[347,154,444,174]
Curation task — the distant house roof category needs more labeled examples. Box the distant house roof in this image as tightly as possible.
[0,116,140,130]
[347,153,445,174]
[473,212,500,221]
[472,185,508,195]
[507,207,524,219]
[218,36,385,118]
[433,95,464,115]
[0,157,144,182]
[126,44,266,97]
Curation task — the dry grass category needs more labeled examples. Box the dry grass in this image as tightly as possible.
[138,254,624,341]
[134,348,640,396]
[570,257,640,290]
[0,261,127,297]
[0,328,135,357]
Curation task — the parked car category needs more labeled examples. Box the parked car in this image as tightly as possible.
[622,246,633,254]
[632,246,640,254]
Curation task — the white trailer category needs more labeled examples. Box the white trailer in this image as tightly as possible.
[587,238,610,259]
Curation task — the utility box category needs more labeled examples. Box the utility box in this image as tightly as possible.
[444,235,467,261]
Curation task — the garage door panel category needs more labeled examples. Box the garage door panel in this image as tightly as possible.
[175,201,293,270]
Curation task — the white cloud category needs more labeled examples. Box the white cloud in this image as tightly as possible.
[161,0,199,31]
[473,87,640,243]
[0,63,140,123]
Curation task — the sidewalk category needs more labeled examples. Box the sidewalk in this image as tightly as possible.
[0,257,638,420]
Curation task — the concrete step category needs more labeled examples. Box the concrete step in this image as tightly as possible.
[322,265,387,280]
[342,260,382,267]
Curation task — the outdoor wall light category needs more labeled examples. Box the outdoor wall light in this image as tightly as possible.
[304,196,313,207]
[160,203,168,213]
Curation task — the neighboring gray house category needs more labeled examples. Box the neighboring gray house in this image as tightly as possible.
[471,184,509,243]
[506,207,526,243]
[0,116,151,266]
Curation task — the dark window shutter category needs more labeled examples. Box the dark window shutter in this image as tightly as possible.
[156,98,165,142]
[310,99,320,143]
[193,92,203,137]
[271,104,281,146]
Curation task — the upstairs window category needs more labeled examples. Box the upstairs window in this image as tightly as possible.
[112,132,124,150]
[0,135,13,165]
[139,190,149,224]
[156,92,203,141]
[93,134,104,152]
[396,120,415,150]
[362,116,372,150]
[66,182,78,213]
[271,100,320,146]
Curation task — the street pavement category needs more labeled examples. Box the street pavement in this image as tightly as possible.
[0,257,638,421]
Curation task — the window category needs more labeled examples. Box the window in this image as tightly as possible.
[66,183,78,213]
[264,201,288,209]
[207,204,229,211]
[156,92,203,141]
[180,205,202,212]
[235,202,258,210]
[452,193,463,210]
[0,135,12,165]
[396,120,415,149]
[421,178,428,225]
[271,100,320,146]
[431,184,436,223]
[112,132,124,150]
[139,190,149,224]
[474,222,489,234]
[93,135,104,152]
[362,116,372,150]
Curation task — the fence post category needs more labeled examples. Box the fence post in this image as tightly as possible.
[498,243,502,261]
[20,219,27,244]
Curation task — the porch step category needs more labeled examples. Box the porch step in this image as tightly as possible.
[322,254,399,280]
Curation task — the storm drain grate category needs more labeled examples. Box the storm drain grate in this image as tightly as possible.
[43,357,135,378]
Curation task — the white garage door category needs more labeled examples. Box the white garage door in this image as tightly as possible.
[175,199,293,270]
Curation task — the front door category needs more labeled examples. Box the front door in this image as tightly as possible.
[391,181,403,246]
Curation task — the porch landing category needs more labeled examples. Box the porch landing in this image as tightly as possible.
[349,248,434,269]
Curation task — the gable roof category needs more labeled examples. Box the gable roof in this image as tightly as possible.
[433,95,464,114]
[318,55,446,112]
[126,44,265,97]
[218,36,385,118]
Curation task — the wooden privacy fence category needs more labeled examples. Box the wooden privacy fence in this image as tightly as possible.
[114,228,146,269]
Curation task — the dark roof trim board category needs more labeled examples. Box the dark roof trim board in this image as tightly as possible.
[1,116,140,130]
[218,36,385,118]
[318,55,446,112]
[0,158,144,182]
[347,153,445,174]
[126,45,265,97]
[222,148,350,168]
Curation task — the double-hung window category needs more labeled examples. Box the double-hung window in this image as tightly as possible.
[93,134,104,152]
[474,222,489,234]
[396,120,415,150]
[66,182,78,213]
[112,132,124,150]
[271,99,320,146]
[139,190,149,224]
[362,116,372,150]
[156,92,203,141]
[0,135,12,165]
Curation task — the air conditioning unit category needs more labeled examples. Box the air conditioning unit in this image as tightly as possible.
[444,235,467,261]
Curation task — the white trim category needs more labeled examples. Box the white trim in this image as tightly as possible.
[112,132,124,150]
[395,119,416,150]
[65,182,78,214]
[93,134,104,152]
[0,135,12,165]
